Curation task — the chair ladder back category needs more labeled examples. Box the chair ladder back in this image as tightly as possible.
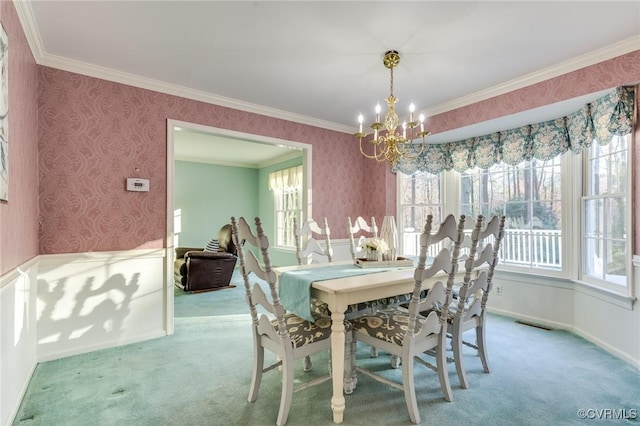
[456,215,506,316]
[480,215,505,308]
[322,217,333,262]
[413,281,448,339]
[410,215,463,337]
[405,214,436,343]
[293,216,301,264]
[347,216,378,260]
[444,214,467,306]
[232,216,261,326]
[455,215,485,318]
[463,272,489,320]
[232,216,288,338]
[294,217,332,265]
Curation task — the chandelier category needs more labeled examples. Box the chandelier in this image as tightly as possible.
[354,50,429,166]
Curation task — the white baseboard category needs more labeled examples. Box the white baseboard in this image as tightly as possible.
[37,330,167,363]
[573,325,640,370]
[486,307,573,332]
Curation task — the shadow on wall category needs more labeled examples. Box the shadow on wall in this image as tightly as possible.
[36,273,140,354]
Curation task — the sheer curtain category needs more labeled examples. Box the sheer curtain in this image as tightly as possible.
[268,165,303,192]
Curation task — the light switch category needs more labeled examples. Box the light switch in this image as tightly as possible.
[126,178,150,192]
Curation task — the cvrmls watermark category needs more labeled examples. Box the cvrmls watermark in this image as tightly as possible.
[577,408,637,420]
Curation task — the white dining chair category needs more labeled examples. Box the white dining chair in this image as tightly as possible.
[446,214,506,389]
[349,214,466,424]
[231,216,337,426]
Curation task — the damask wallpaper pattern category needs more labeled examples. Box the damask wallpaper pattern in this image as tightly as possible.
[38,67,366,253]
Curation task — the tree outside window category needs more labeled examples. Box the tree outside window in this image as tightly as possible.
[582,135,628,287]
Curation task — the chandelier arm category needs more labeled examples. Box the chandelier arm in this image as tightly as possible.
[372,136,390,163]
[395,138,427,159]
[359,136,385,162]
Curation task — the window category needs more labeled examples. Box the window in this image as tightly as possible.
[400,158,563,272]
[461,157,562,271]
[269,165,303,248]
[397,133,631,294]
[398,171,442,256]
[582,135,629,290]
[173,208,182,249]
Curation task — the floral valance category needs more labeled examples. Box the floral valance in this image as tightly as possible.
[393,86,636,174]
[268,165,303,192]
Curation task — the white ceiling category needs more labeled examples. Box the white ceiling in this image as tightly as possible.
[16,1,640,166]
[173,126,303,168]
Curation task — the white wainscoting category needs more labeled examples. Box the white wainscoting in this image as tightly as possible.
[321,238,353,262]
[488,256,639,369]
[36,249,168,362]
[0,257,38,426]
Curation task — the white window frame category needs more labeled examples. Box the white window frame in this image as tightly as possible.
[579,134,632,296]
[397,155,571,279]
[396,134,633,297]
[397,171,445,257]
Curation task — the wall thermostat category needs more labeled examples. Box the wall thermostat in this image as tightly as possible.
[126,178,150,192]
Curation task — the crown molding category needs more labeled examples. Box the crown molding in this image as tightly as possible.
[13,0,44,59]
[15,1,640,134]
[423,37,640,118]
[40,53,355,134]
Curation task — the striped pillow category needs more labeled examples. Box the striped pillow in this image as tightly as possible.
[204,238,220,253]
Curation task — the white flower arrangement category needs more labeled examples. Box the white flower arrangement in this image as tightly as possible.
[360,237,389,253]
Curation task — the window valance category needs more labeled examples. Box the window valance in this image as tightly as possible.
[268,165,303,192]
[393,86,636,174]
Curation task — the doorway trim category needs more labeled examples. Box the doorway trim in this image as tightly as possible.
[165,119,313,334]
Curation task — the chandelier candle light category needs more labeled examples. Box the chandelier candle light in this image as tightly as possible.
[354,50,429,166]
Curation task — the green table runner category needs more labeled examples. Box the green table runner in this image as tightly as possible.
[279,264,395,321]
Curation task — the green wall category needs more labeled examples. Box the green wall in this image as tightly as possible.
[174,160,258,247]
[175,157,301,267]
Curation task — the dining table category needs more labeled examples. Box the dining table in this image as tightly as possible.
[274,259,458,424]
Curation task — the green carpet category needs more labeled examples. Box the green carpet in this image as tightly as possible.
[13,272,640,425]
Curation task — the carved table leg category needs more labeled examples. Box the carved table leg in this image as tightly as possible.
[330,310,346,423]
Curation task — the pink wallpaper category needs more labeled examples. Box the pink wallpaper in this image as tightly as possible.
[426,51,640,134]
[38,68,366,253]
[0,1,39,275]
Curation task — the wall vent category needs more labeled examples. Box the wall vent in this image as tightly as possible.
[515,320,553,331]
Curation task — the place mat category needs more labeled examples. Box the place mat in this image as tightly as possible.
[279,264,391,321]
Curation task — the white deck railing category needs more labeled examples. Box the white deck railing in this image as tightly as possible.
[402,228,562,270]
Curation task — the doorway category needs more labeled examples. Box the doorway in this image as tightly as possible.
[165,119,313,333]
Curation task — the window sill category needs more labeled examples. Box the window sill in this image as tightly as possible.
[571,279,636,310]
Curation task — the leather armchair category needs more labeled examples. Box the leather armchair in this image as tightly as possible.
[174,224,238,292]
